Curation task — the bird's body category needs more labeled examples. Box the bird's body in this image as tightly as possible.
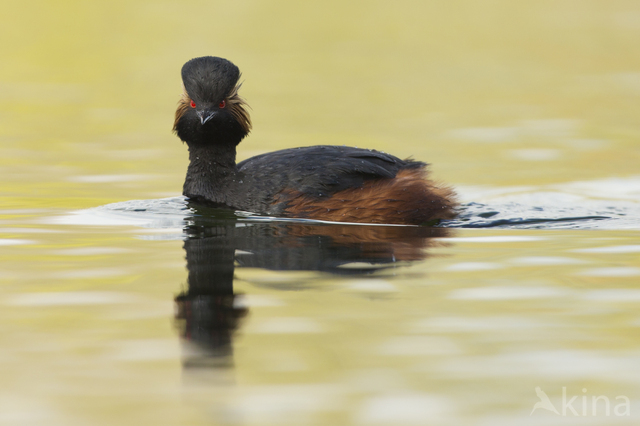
[174,56,456,225]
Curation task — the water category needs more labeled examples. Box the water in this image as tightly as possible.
[59,182,640,230]
[34,192,638,425]
[2,1,640,425]
[6,201,640,425]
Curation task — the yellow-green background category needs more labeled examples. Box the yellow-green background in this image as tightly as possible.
[1,1,640,425]
[3,0,640,209]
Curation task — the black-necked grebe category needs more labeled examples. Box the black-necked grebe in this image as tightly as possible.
[173,56,456,225]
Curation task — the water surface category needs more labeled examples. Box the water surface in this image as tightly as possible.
[2,1,640,425]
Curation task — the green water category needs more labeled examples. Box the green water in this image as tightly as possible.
[2,1,640,425]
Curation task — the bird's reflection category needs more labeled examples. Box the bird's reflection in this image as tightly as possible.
[174,205,450,367]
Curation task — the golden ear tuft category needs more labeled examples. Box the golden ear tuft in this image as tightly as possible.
[173,90,191,134]
[227,82,252,134]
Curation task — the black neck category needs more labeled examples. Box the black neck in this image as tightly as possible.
[183,143,238,204]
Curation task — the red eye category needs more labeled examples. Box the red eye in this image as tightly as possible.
[189,100,196,108]
[219,99,226,109]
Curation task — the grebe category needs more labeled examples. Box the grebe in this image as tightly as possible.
[173,56,456,225]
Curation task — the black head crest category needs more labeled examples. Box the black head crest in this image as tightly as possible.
[181,56,240,102]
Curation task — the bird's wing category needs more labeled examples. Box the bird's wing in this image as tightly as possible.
[237,145,425,196]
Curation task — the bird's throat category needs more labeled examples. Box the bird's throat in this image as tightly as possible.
[183,143,238,204]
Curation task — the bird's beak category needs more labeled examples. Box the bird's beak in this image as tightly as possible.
[196,110,216,125]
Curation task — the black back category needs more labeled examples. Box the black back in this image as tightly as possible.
[234,145,425,214]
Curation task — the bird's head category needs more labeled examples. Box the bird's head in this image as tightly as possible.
[173,56,251,145]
